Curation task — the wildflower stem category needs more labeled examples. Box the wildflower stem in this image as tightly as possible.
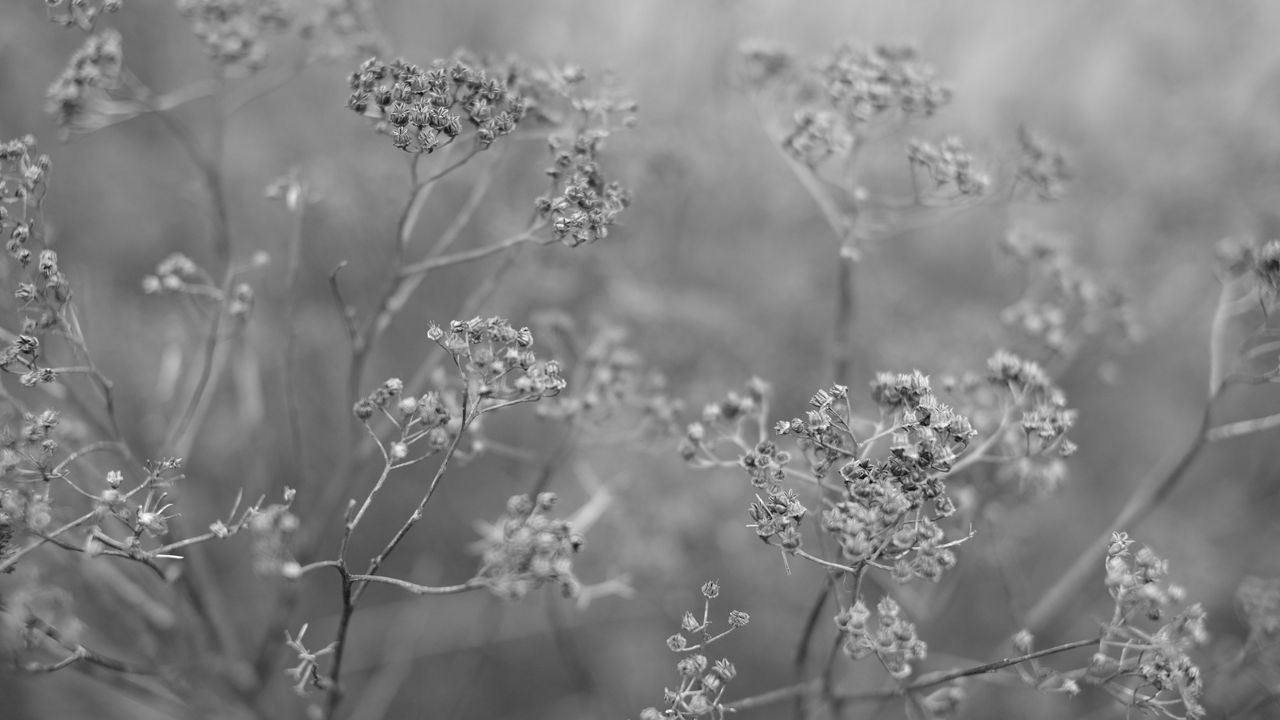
[1023,399,1215,634]
[726,635,1101,711]
[0,510,96,574]
[354,389,470,602]
[794,548,860,575]
[324,389,471,718]
[6,601,157,675]
[396,226,544,278]
[1207,411,1280,441]
[347,574,482,595]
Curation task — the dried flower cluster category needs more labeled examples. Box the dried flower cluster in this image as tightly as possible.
[44,0,122,30]
[907,136,991,200]
[834,595,926,677]
[1084,533,1208,719]
[45,30,123,132]
[536,326,681,431]
[347,53,529,153]
[640,581,747,720]
[177,0,290,73]
[1015,126,1071,201]
[758,42,953,168]
[536,130,632,246]
[473,492,585,599]
[427,316,566,406]
[998,230,1134,358]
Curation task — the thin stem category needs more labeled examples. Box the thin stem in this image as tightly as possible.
[345,575,482,595]
[0,510,97,574]
[1023,400,1215,634]
[1207,411,1280,442]
[726,636,1100,711]
[396,227,542,279]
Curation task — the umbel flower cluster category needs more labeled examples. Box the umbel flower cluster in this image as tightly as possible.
[352,318,565,461]
[472,492,585,599]
[997,229,1134,359]
[347,53,528,153]
[759,42,953,167]
[907,135,991,200]
[177,0,290,72]
[835,595,926,678]
[427,316,566,404]
[347,52,634,246]
[537,130,632,247]
[682,363,1003,585]
[640,581,749,720]
[534,324,682,432]
[1089,533,1208,718]
[176,0,383,73]
[45,29,123,132]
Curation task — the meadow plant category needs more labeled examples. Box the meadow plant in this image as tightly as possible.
[2,7,1280,720]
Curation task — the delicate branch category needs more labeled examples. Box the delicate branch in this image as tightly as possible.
[1023,401,1214,634]
[725,636,1100,711]
[1207,411,1280,442]
[346,575,482,595]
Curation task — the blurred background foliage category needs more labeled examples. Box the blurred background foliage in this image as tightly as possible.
[3,0,1280,718]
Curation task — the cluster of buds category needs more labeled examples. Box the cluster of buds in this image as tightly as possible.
[347,53,528,154]
[868,371,976,470]
[677,378,770,465]
[998,230,1134,357]
[295,0,386,61]
[0,137,62,329]
[747,487,806,550]
[1104,532,1191,623]
[352,377,406,421]
[176,0,290,73]
[820,43,952,125]
[427,317,565,408]
[536,131,632,246]
[536,326,681,432]
[906,136,990,200]
[141,253,211,294]
[45,0,122,30]
[473,492,584,600]
[0,333,56,388]
[978,350,1079,495]
[749,41,950,168]
[772,383,858,477]
[835,595,927,678]
[0,136,50,204]
[354,378,463,457]
[783,109,852,167]
[640,581,746,720]
[1087,533,1208,719]
[738,440,790,488]
[824,457,959,582]
[1015,126,1070,201]
[45,29,123,132]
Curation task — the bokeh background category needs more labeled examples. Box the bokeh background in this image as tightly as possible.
[3,1,1280,718]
